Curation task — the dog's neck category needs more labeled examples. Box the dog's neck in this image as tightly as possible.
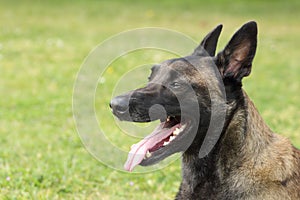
[216,91,274,177]
[180,89,274,193]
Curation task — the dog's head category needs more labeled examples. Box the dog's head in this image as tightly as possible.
[110,21,257,171]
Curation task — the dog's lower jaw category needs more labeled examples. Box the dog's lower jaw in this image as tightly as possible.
[175,91,300,200]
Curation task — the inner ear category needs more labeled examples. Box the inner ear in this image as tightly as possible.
[225,40,252,78]
[216,21,257,82]
[192,24,223,57]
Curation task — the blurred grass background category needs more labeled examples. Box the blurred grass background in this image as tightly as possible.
[0,0,299,199]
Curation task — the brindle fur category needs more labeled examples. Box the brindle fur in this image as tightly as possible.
[176,92,300,200]
[110,22,300,199]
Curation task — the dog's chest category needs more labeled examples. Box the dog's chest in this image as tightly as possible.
[176,159,259,200]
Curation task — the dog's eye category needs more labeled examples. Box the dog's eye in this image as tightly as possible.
[170,82,181,89]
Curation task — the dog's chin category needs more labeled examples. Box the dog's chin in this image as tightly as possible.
[123,115,196,172]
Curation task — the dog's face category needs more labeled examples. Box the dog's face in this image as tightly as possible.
[110,22,257,171]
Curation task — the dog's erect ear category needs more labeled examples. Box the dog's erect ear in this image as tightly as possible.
[216,21,257,82]
[192,24,223,57]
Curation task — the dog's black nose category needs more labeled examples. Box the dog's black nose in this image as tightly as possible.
[110,95,129,113]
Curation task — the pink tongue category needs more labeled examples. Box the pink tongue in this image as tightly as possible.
[124,123,179,172]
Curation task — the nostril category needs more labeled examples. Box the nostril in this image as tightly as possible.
[116,105,128,112]
[109,102,112,108]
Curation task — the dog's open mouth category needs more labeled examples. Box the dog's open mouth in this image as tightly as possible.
[124,115,188,171]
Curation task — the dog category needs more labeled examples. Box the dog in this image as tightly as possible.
[110,21,300,199]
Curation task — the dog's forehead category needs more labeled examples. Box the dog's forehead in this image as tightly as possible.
[162,58,191,68]
[159,57,215,77]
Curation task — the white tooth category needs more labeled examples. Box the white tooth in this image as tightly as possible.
[166,116,170,122]
[163,141,170,146]
[173,128,180,136]
[170,136,176,141]
[179,124,186,131]
[146,151,152,158]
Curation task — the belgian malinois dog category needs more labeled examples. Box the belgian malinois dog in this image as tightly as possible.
[110,21,300,199]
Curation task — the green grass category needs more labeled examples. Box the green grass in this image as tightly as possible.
[0,0,300,199]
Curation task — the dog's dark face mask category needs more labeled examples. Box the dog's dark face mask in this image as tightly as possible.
[110,22,257,171]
